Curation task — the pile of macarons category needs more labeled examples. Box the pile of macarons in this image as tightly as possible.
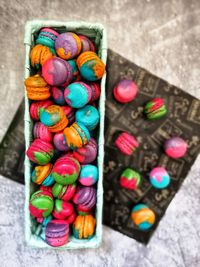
[24,27,105,247]
[113,79,188,231]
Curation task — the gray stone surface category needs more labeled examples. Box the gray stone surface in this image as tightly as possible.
[0,0,200,266]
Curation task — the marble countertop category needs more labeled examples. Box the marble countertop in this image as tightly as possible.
[0,0,200,266]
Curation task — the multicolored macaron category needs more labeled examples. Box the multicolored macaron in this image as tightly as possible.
[120,168,141,190]
[76,51,105,81]
[26,139,55,165]
[64,82,92,108]
[73,186,96,212]
[36,28,59,52]
[79,165,98,186]
[30,100,53,121]
[52,183,76,201]
[75,105,100,131]
[78,35,95,53]
[115,132,139,156]
[52,200,74,220]
[62,106,75,124]
[144,98,167,120]
[55,32,82,60]
[29,190,54,218]
[39,105,68,132]
[30,44,54,69]
[73,214,96,239]
[164,137,187,159]
[53,132,69,152]
[33,122,53,143]
[149,167,170,189]
[87,82,101,103]
[73,137,98,164]
[63,122,90,149]
[31,163,54,186]
[52,87,65,105]
[42,57,73,86]
[24,74,50,100]
[68,59,81,81]
[45,219,69,247]
[131,204,155,231]
[51,155,80,185]
[113,79,138,103]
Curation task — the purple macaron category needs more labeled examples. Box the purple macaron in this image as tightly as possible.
[73,186,96,212]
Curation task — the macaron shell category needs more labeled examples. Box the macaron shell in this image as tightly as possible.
[75,105,100,130]
[33,122,53,143]
[113,80,138,103]
[120,168,141,190]
[31,163,53,185]
[52,200,74,220]
[115,132,139,156]
[131,204,155,230]
[149,167,170,189]
[30,100,53,121]
[164,137,187,158]
[79,165,98,186]
[73,137,98,163]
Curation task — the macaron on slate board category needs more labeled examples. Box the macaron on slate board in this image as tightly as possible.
[1,50,200,244]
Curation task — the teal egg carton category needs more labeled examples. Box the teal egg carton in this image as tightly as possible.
[24,20,107,249]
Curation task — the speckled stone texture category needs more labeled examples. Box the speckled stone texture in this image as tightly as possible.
[0,0,200,266]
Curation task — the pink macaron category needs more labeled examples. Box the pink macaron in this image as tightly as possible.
[113,80,138,103]
[33,122,53,143]
[73,137,98,164]
[52,200,75,220]
[164,137,187,159]
[115,132,139,156]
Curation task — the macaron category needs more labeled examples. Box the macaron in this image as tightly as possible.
[39,185,53,194]
[52,87,65,105]
[149,167,170,189]
[53,132,69,152]
[55,32,82,60]
[42,57,73,86]
[78,35,95,53]
[64,82,92,108]
[52,183,76,201]
[115,132,139,156]
[144,98,167,120]
[26,139,55,165]
[164,137,187,159]
[62,106,75,124]
[131,204,156,231]
[51,155,80,185]
[68,59,81,81]
[73,137,98,164]
[24,74,51,100]
[45,219,69,247]
[113,80,138,103]
[120,168,141,190]
[39,105,68,132]
[76,51,105,81]
[31,163,54,186]
[30,100,53,121]
[63,122,90,149]
[29,190,54,218]
[30,44,54,69]
[73,186,96,211]
[87,82,101,103]
[75,105,100,131]
[33,122,53,143]
[73,214,96,239]
[36,28,59,51]
[79,165,98,186]
[52,200,74,220]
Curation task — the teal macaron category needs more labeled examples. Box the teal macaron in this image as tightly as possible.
[75,105,100,130]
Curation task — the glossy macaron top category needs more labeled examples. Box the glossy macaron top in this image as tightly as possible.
[64,82,92,108]
[113,79,138,103]
[79,165,98,186]
[29,190,54,218]
[51,155,80,185]
[76,51,105,81]
[149,167,170,189]
[55,32,82,60]
[42,57,73,86]
[75,105,100,130]
[164,137,187,159]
